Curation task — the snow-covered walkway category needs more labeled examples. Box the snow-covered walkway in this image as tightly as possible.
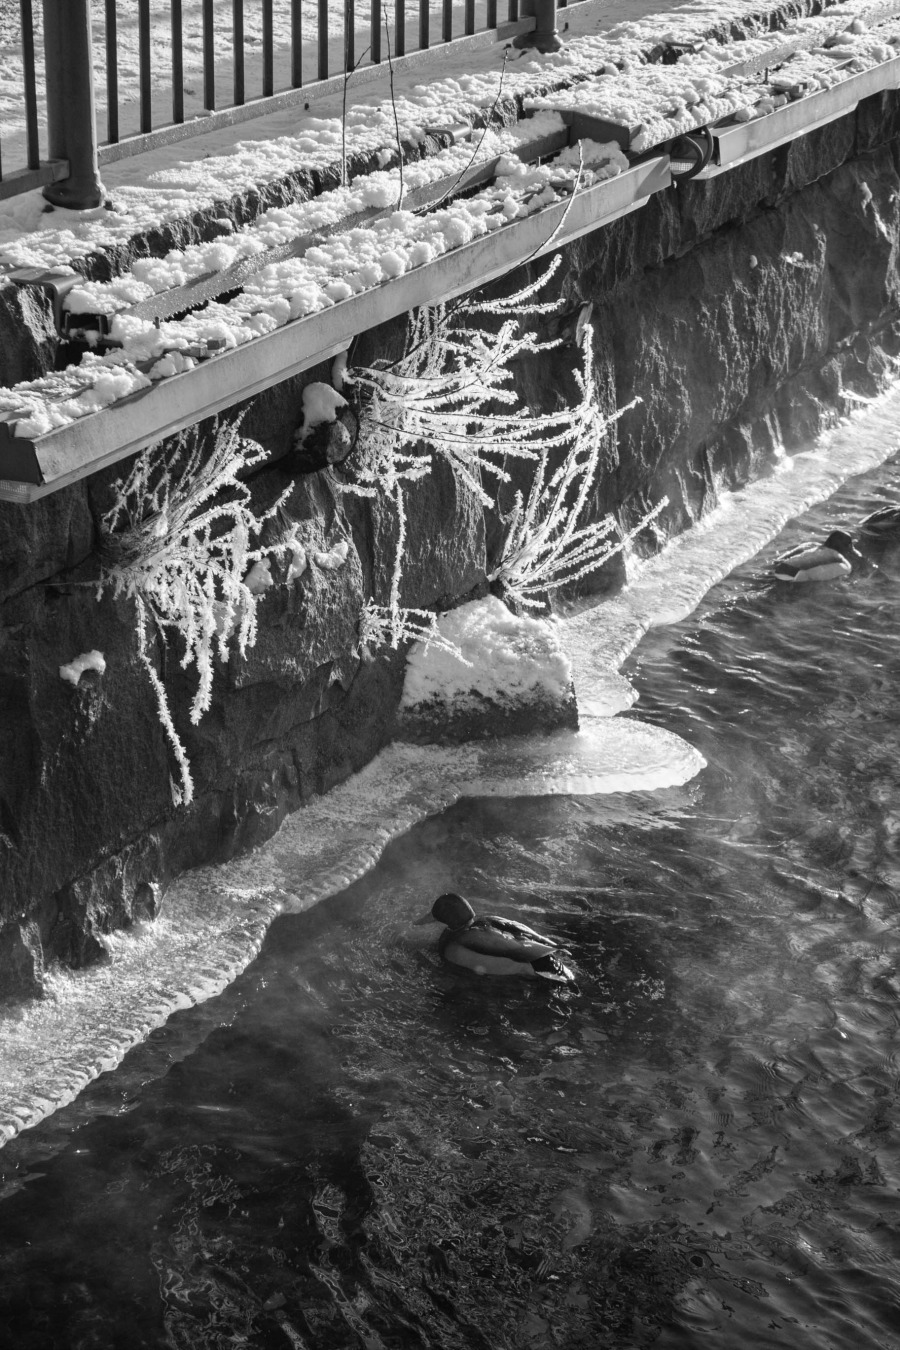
[2,0,896,457]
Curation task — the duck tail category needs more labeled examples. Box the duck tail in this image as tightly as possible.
[532,952,576,983]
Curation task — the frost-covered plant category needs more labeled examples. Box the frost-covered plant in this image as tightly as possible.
[356,598,471,665]
[343,254,578,507]
[100,416,291,805]
[488,327,667,610]
[341,256,598,651]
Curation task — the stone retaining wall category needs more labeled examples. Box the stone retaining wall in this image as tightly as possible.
[2,85,899,997]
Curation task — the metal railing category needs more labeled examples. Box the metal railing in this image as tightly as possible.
[0,0,567,207]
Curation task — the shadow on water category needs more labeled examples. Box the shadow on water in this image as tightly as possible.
[2,455,900,1348]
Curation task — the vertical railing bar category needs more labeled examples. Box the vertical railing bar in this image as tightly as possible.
[291,0,302,86]
[17,0,34,167]
[508,0,518,20]
[104,0,119,145]
[344,0,354,73]
[464,0,474,34]
[203,0,215,110]
[233,0,245,106]
[262,0,274,97]
[371,0,381,62]
[172,0,184,125]
[486,0,497,28]
[20,0,40,167]
[419,0,428,49]
[442,0,452,42]
[395,0,405,56]
[318,0,328,79]
[139,0,152,133]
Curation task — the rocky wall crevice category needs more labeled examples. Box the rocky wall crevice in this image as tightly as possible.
[3,88,900,998]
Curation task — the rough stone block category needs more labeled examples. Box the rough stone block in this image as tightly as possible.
[0,920,44,1000]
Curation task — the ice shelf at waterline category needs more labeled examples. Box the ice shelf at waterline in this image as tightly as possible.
[0,714,704,1149]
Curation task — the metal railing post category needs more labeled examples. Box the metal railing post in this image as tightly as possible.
[514,0,562,52]
[41,0,105,208]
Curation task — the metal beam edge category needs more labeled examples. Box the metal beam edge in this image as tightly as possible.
[3,156,669,503]
[699,53,900,177]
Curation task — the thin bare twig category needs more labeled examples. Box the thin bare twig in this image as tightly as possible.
[385,149,585,374]
[341,28,373,188]
[430,49,509,212]
[383,12,403,208]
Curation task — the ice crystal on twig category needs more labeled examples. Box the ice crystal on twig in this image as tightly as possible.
[340,258,587,646]
[100,416,291,804]
[488,328,666,610]
[343,255,574,508]
[356,598,470,665]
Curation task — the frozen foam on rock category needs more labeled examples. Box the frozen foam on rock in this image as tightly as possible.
[561,381,900,676]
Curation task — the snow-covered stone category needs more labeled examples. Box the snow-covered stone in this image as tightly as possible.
[396,596,578,743]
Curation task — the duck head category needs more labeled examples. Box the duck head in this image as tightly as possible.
[823,529,857,561]
[430,892,477,929]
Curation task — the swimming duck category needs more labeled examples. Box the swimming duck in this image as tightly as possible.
[421,892,575,983]
[859,505,900,540]
[772,529,862,582]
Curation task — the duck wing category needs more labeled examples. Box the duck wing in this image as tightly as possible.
[773,544,850,581]
[775,543,809,563]
[465,915,560,961]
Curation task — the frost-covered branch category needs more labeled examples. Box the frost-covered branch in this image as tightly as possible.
[337,257,584,653]
[342,255,574,508]
[488,327,667,609]
[99,416,292,804]
[356,598,471,666]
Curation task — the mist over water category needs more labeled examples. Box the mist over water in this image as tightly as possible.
[1,395,900,1347]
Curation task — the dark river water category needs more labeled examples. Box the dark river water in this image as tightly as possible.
[1,453,900,1349]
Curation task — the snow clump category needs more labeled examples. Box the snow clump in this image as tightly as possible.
[59,650,107,686]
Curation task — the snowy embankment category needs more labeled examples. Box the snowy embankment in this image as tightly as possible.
[1,0,896,439]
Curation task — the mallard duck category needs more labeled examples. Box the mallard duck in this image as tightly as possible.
[859,505,900,540]
[420,892,575,983]
[772,529,862,582]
